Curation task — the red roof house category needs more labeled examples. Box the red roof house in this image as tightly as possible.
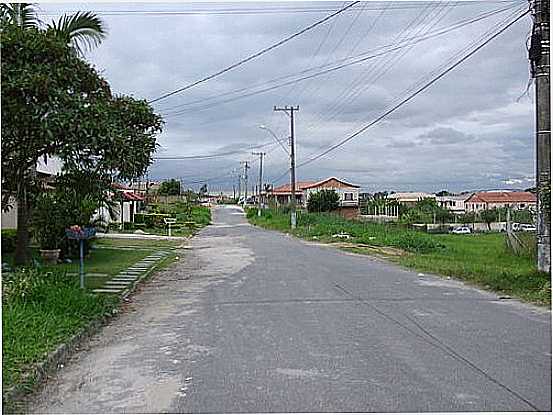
[465,191,536,212]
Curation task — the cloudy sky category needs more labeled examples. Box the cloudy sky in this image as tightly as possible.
[41,1,536,193]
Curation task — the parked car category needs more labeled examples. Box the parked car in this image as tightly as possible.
[450,226,471,235]
[519,224,536,232]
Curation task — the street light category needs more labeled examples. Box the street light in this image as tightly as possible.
[259,125,289,155]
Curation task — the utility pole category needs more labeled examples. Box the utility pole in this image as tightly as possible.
[274,105,299,228]
[241,161,250,208]
[252,152,265,216]
[530,0,551,272]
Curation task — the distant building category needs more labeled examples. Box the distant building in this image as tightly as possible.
[465,191,537,212]
[268,177,360,218]
[436,194,471,214]
[387,192,435,207]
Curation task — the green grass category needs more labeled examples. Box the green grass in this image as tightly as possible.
[2,270,118,396]
[3,245,160,289]
[93,238,182,250]
[248,209,551,306]
[397,233,550,305]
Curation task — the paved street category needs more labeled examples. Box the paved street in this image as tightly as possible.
[29,205,551,413]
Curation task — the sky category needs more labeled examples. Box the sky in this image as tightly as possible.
[40,1,537,193]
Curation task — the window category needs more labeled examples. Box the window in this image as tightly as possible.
[344,193,354,201]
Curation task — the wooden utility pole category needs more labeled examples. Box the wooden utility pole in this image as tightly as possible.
[274,105,299,229]
[252,152,265,216]
[530,0,551,272]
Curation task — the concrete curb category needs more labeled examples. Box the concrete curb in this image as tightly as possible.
[2,250,176,408]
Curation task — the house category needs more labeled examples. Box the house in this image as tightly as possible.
[1,156,63,229]
[435,194,470,214]
[387,192,435,207]
[465,191,537,212]
[269,181,318,207]
[268,177,360,218]
[111,183,145,223]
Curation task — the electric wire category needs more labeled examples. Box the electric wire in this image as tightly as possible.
[147,2,360,104]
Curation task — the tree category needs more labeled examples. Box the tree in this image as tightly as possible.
[480,209,497,231]
[199,184,208,197]
[307,190,340,213]
[436,190,451,197]
[158,179,181,196]
[0,3,107,55]
[1,25,163,264]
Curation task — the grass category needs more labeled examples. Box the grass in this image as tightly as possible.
[93,238,182,250]
[397,233,550,305]
[248,209,551,306]
[2,269,119,397]
[3,244,162,289]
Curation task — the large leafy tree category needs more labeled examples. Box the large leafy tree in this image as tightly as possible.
[1,25,163,264]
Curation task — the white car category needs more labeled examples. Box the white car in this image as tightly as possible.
[519,224,536,232]
[450,226,471,235]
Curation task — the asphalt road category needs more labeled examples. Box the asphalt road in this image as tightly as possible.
[29,205,551,413]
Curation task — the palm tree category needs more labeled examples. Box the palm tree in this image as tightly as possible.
[0,3,107,54]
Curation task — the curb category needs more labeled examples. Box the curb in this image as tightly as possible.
[2,313,113,407]
[2,250,176,409]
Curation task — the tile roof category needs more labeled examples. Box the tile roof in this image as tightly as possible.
[271,181,317,194]
[303,177,360,189]
[466,191,536,204]
[122,192,145,201]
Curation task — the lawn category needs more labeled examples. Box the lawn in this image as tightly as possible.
[248,209,550,305]
[2,270,118,401]
[93,237,182,250]
[3,244,162,289]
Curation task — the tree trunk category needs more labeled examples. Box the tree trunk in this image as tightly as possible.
[14,191,31,265]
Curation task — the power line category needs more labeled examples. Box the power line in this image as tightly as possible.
[40,2,520,16]
[297,9,530,169]
[147,1,360,104]
[160,3,518,117]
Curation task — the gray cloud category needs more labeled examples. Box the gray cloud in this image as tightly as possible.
[40,2,535,193]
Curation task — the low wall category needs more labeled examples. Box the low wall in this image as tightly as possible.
[358,214,398,223]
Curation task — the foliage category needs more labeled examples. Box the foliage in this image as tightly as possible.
[435,190,451,196]
[31,193,65,249]
[399,233,550,305]
[480,209,498,230]
[1,24,163,263]
[199,184,208,197]
[398,198,453,224]
[250,209,444,254]
[2,269,118,391]
[158,179,181,196]
[307,190,340,213]
[1,229,18,254]
[0,3,107,55]
[134,213,173,228]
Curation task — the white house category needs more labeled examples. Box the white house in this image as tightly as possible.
[387,192,435,207]
[436,194,470,214]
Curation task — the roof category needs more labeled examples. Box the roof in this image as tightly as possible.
[303,177,360,189]
[435,194,471,202]
[466,191,536,204]
[271,181,317,194]
[122,192,144,201]
[112,182,131,190]
[388,192,435,201]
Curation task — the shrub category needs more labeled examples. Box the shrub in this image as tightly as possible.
[307,190,340,213]
[1,229,17,254]
[134,213,172,228]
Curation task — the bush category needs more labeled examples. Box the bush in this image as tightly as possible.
[1,229,17,254]
[134,213,172,228]
[307,190,340,213]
